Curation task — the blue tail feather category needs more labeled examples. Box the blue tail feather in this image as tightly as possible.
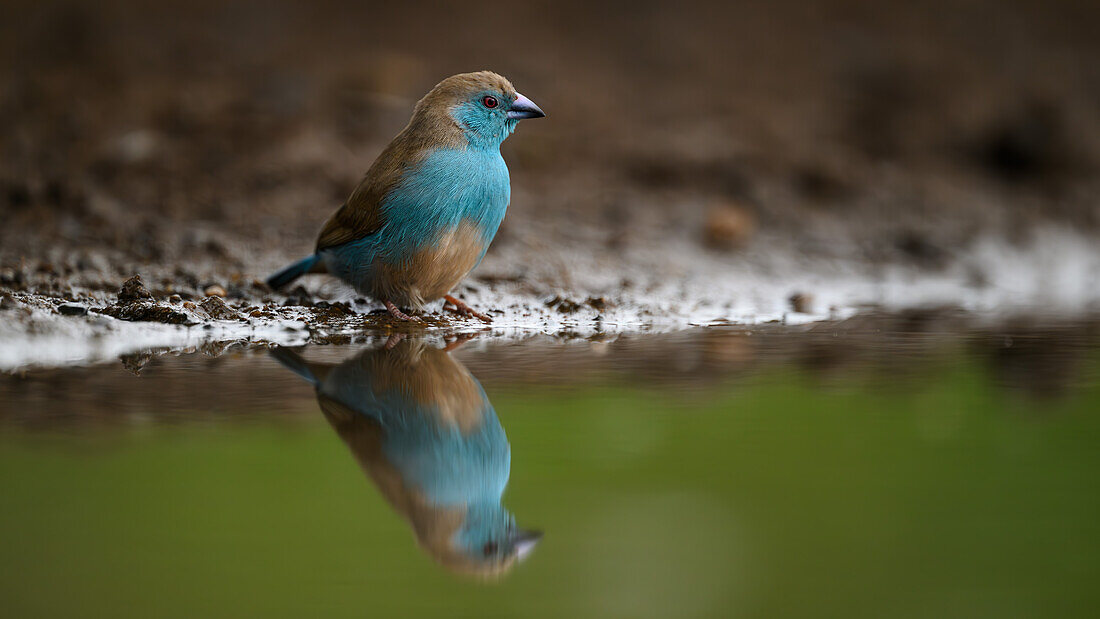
[266,254,322,290]
[270,347,319,384]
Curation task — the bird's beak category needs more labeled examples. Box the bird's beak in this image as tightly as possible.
[507,93,546,120]
[512,529,543,561]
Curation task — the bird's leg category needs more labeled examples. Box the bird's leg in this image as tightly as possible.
[443,294,492,324]
[441,332,479,352]
[383,333,406,350]
[383,300,421,322]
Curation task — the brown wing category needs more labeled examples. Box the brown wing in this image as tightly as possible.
[315,152,402,253]
[315,129,429,252]
[317,393,426,531]
[315,195,384,251]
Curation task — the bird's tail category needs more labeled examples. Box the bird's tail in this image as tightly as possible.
[266,254,325,290]
[270,347,330,385]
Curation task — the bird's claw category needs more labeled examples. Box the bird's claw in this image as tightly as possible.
[383,333,407,350]
[441,333,479,352]
[383,300,421,322]
[443,295,493,323]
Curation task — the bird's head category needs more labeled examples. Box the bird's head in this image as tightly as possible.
[412,71,545,150]
[446,502,542,577]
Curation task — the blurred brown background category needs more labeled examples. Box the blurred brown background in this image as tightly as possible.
[1,0,1098,288]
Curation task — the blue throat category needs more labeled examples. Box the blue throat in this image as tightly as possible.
[455,499,516,555]
[386,145,510,247]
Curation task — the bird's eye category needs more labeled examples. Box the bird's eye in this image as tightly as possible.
[482,96,499,109]
[482,541,498,556]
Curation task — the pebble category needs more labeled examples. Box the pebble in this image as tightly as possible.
[204,284,227,297]
[199,295,240,320]
[586,296,612,311]
[788,292,814,314]
[546,295,582,314]
[703,202,756,250]
[118,275,153,302]
[58,303,88,316]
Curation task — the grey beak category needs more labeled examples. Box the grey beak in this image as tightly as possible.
[512,529,543,561]
[507,93,546,120]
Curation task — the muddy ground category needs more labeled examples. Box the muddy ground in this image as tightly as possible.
[1,0,1099,368]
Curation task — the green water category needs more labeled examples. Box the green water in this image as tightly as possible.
[1,328,1099,618]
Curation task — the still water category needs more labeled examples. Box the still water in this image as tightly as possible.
[2,316,1099,618]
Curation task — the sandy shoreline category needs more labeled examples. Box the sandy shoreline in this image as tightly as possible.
[3,223,1098,371]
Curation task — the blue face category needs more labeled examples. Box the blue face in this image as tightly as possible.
[455,502,519,564]
[451,90,519,149]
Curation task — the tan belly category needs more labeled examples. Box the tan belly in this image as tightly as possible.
[370,222,485,308]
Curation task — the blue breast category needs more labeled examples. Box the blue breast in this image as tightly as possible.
[320,362,511,509]
[324,146,510,281]
[386,147,511,254]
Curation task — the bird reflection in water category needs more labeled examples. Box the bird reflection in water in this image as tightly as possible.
[272,335,541,577]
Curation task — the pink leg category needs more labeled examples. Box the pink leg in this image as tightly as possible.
[443,294,493,324]
[383,333,406,350]
[383,300,421,322]
[441,333,479,352]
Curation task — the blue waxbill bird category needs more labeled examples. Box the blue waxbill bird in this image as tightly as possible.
[265,71,545,323]
[271,337,541,576]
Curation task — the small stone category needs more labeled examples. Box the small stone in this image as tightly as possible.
[703,202,756,250]
[788,292,813,314]
[585,296,613,311]
[546,295,582,314]
[199,296,240,320]
[118,275,153,302]
[119,351,153,375]
[168,294,183,303]
[112,129,159,164]
[100,302,193,325]
[204,284,227,297]
[58,303,88,316]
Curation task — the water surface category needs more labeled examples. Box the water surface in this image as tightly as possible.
[2,317,1099,618]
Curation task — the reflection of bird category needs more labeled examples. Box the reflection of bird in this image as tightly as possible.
[272,339,540,576]
[266,71,545,323]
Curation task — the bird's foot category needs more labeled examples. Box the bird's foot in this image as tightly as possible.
[443,294,493,324]
[383,300,421,322]
[441,333,479,352]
